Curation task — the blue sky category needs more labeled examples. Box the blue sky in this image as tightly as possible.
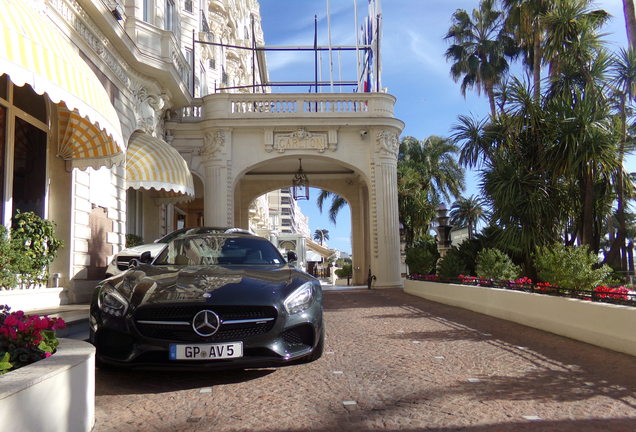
[259,0,629,255]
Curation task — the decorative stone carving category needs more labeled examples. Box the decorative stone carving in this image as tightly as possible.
[49,0,130,86]
[133,87,166,135]
[377,130,399,158]
[267,128,330,153]
[200,130,226,161]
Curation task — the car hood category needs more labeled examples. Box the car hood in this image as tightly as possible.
[118,243,166,257]
[115,265,309,307]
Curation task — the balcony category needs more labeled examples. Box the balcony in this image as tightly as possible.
[123,17,191,104]
[174,92,398,123]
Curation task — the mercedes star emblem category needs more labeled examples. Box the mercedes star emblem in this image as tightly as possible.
[192,309,221,337]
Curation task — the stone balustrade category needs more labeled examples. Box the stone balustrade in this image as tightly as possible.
[177,92,397,121]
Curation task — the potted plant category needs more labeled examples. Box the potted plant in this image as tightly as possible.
[0,305,65,374]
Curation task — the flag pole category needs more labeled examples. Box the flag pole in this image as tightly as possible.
[354,0,360,92]
[326,0,334,92]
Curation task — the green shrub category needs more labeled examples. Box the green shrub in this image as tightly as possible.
[335,264,352,285]
[10,211,62,288]
[125,234,144,247]
[0,226,20,289]
[437,248,469,279]
[475,248,521,280]
[406,237,439,274]
[534,243,611,291]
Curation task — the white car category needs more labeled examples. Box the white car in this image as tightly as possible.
[105,227,251,277]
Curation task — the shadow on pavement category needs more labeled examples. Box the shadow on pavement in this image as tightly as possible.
[95,367,276,396]
[160,417,636,432]
[326,289,636,409]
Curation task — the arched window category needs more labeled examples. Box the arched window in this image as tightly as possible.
[0,75,49,222]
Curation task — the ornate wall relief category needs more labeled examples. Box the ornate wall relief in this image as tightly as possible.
[376,129,399,158]
[266,128,336,153]
[133,87,166,135]
[200,130,226,161]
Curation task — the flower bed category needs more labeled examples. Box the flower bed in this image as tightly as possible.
[1,305,66,374]
[407,274,636,307]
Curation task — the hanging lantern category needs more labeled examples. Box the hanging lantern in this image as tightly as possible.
[292,158,309,200]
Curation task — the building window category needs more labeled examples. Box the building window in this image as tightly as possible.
[201,10,210,32]
[143,0,151,22]
[0,106,5,219]
[13,118,46,217]
[0,78,49,222]
[126,189,143,236]
[184,0,193,13]
[199,63,206,96]
[222,68,229,85]
[185,47,194,93]
[165,0,175,31]
[209,58,216,69]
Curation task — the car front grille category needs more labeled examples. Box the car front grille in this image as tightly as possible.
[134,304,277,342]
[116,256,137,271]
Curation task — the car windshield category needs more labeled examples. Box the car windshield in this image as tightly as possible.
[153,235,285,266]
[156,227,230,243]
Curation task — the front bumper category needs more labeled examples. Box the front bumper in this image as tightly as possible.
[90,301,323,370]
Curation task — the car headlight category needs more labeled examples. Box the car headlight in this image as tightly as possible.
[97,284,129,317]
[284,282,315,315]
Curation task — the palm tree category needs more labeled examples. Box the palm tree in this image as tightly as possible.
[315,190,347,225]
[449,195,487,240]
[451,114,492,169]
[398,136,465,247]
[541,2,614,249]
[541,0,609,82]
[399,136,465,204]
[606,48,636,269]
[445,0,517,116]
[313,229,329,246]
[502,0,553,101]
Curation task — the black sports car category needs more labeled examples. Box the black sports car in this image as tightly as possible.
[89,232,324,369]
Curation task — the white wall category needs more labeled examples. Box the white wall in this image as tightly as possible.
[404,280,636,357]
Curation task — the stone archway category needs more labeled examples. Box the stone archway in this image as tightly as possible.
[234,156,371,285]
[167,92,404,288]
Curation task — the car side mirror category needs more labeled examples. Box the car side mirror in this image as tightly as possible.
[140,251,152,264]
[286,251,298,263]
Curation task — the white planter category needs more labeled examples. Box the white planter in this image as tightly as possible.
[0,287,65,311]
[0,338,95,432]
[405,280,636,357]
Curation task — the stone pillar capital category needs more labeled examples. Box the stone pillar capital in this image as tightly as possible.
[200,129,231,163]
[376,129,399,159]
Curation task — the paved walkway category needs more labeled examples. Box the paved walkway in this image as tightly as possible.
[94,288,636,432]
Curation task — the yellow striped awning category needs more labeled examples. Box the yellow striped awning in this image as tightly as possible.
[1,0,124,169]
[126,131,195,202]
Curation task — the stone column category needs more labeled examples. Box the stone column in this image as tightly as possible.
[370,129,402,288]
[200,129,233,227]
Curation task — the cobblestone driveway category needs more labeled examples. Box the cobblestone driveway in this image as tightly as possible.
[94,288,636,432]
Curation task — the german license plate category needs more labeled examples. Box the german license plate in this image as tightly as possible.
[169,342,243,360]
